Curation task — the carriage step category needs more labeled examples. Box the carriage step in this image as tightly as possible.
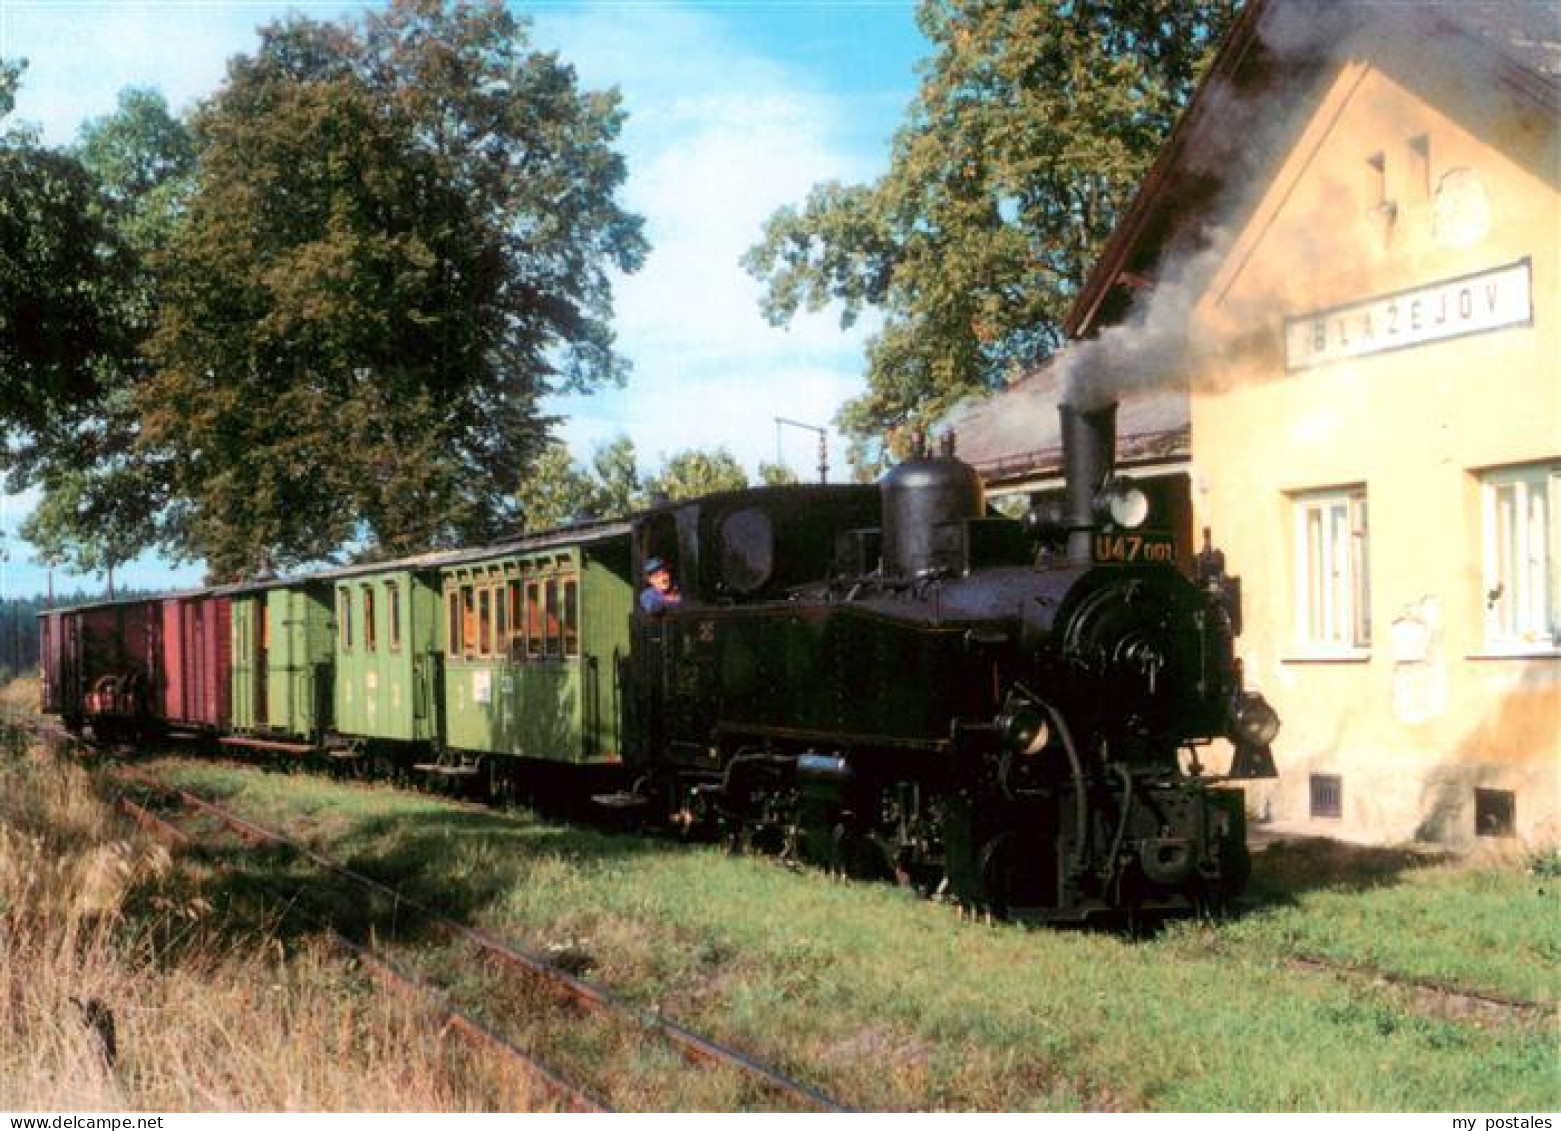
[326,747,365,760]
[219,735,316,755]
[592,791,650,810]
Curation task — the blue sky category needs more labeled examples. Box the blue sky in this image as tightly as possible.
[0,0,928,597]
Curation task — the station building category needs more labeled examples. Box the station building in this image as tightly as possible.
[956,0,1559,849]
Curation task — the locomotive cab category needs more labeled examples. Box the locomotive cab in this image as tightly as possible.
[630,485,881,605]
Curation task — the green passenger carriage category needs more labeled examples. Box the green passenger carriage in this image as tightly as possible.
[229,581,334,746]
[437,522,633,772]
[327,553,455,750]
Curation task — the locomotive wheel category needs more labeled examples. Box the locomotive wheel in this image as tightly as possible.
[832,824,895,881]
[976,831,1020,917]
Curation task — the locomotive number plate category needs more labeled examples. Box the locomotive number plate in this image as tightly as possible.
[1093,532,1176,565]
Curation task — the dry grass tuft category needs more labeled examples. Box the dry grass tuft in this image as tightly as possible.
[0,734,551,1111]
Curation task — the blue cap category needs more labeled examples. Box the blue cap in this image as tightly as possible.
[644,556,665,574]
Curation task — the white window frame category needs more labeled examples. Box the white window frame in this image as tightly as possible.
[1292,486,1371,655]
[1481,463,1559,653]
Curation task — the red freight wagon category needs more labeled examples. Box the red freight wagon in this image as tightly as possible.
[159,592,232,731]
[37,609,68,719]
[37,598,163,740]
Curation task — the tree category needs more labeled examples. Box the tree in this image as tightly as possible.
[11,89,197,579]
[744,0,1236,472]
[645,448,749,501]
[758,461,800,486]
[139,0,647,576]
[515,443,599,532]
[0,60,135,459]
[516,437,755,532]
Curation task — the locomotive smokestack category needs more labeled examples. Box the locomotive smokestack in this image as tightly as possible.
[1059,401,1117,564]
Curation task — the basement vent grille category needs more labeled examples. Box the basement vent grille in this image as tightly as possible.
[1475,788,1516,838]
[1309,774,1343,820]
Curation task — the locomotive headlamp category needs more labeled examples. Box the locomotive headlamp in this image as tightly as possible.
[1093,477,1150,529]
[997,706,1050,756]
[1233,691,1281,748]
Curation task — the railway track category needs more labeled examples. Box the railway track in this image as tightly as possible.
[1280,953,1554,1026]
[108,761,852,1113]
[115,791,610,1113]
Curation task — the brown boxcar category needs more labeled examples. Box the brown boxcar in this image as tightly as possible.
[37,598,163,737]
[158,592,232,731]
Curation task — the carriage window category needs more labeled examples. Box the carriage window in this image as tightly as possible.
[386,582,401,652]
[507,580,522,657]
[478,587,492,656]
[338,589,351,649]
[495,580,509,651]
[544,579,562,657]
[462,585,477,656]
[563,578,579,656]
[446,590,460,656]
[362,585,377,652]
[261,602,271,652]
[526,581,543,658]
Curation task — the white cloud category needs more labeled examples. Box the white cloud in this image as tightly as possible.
[534,4,888,478]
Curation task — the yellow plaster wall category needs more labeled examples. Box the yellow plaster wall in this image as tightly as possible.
[1188,53,1560,848]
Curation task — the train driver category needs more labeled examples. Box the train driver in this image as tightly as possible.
[640,557,683,614]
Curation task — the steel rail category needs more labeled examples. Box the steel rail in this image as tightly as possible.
[1284,953,1554,1020]
[116,792,610,1113]
[110,765,851,1113]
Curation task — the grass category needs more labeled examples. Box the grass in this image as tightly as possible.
[143,756,1560,1111]
[0,734,565,1111]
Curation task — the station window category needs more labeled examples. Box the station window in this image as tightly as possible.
[386,582,401,652]
[362,584,377,652]
[446,590,461,657]
[1293,487,1370,652]
[1310,774,1343,820]
[1475,788,1515,838]
[1481,464,1559,651]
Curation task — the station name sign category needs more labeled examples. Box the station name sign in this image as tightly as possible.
[1284,258,1532,371]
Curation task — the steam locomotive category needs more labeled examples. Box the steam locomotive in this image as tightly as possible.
[623,401,1278,920]
[39,399,1277,922]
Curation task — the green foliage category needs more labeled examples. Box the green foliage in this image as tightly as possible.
[758,461,800,486]
[10,89,196,580]
[137,0,646,576]
[0,59,136,457]
[516,436,755,531]
[645,448,749,501]
[745,0,1236,473]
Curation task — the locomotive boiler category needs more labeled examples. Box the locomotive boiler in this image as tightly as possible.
[624,400,1279,920]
